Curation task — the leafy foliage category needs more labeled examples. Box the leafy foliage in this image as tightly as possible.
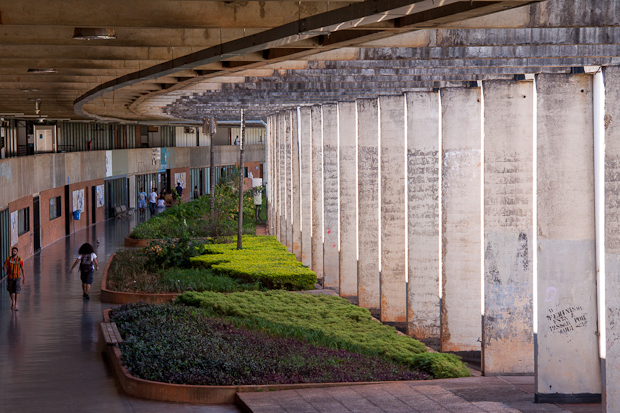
[109,303,430,385]
[191,235,317,290]
[176,290,470,379]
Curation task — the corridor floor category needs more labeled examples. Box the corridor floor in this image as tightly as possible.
[0,215,239,413]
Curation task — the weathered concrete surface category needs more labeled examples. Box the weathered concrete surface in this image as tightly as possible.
[323,103,340,292]
[338,101,358,300]
[536,73,601,399]
[285,110,293,253]
[291,109,302,261]
[441,87,482,353]
[605,66,620,412]
[357,98,381,314]
[277,112,283,244]
[483,80,534,375]
[299,107,313,267]
[405,91,441,346]
[379,94,407,323]
[311,105,324,279]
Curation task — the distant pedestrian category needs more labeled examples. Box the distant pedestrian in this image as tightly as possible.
[176,182,183,196]
[70,243,98,300]
[149,187,158,215]
[137,187,147,215]
[3,246,25,311]
[234,136,239,145]
[193,186,199,200]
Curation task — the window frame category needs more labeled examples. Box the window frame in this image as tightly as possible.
[18,207,29,236]
[49,196,62,220]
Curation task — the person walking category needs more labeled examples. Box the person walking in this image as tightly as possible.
[137,187,147,216]
[148,187,158,215]
[3,246,24,310]
[193,185,199,200]
[69,243,99,300]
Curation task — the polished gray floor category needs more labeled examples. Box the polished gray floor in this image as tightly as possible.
[0,215,239,413]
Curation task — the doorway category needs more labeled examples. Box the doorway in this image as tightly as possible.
[91,186,97,225]
[33,196,41,252]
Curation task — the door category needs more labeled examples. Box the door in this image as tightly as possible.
[33,196,40,252]
[64,185,70,235]
[91,186,97,225]
[0,208,9,263]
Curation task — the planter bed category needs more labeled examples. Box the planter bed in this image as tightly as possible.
[124,237,154,248]
[100,254,178,304]
[103,306,431,404]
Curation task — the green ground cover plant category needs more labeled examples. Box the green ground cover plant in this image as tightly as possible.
[191,235,317,290]
[130,183,256,240]
[109,302,431,385]
[176,290,471,379]
[107,250,263,293]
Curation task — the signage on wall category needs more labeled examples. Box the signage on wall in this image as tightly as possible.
[96,185,104,207]
[152,148,160,166]
[105,151,112,177]
[10,210,17,246]
[174,172,187,188]
[73,189,85,213]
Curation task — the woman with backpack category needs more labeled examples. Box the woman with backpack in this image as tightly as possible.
[69,243,99,299]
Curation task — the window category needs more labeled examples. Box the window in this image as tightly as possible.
[18,207,29,235]
[49,196,61,220]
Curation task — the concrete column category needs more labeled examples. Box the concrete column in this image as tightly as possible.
[441,87,482,353]
[279,112,287,247]
[357,98,380,315]
[285,110,293,252]
[311,106,324,279]
[605,66,620,412]
[379,94,407,324]
[483,80,534,375]
[536,73,601,403]
[338,101,358,300]
[292,109,302,260]
[323,103,340,291]
[299,107,312,267]
[275,114,281,242]
[405,91,441,347]
[267,115,274,235]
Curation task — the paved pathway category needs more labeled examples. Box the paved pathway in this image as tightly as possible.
[0,215,239,413]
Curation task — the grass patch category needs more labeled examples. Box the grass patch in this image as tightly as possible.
[176,290,470,379]
[191,236,317,291]
[110,303,430,385]
[107,250,264,293]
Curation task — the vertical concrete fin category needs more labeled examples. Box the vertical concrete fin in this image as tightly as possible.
[357,98,381,313]
[323,103,340,291]
[441,87,482,353]
[311,106,324,279]
[406,91,441,347]
[292,109,302,261]
[379,94,407,323]
[338,101,358,299]
[300,107,313,268]
[483,80,534,375]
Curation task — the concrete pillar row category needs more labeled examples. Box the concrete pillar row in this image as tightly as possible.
[274,114,281,242]
[278,112,287,247]
[299,107,313,268]
[285,110,293,253]
[291,109,302,260]
[266,115,272,235]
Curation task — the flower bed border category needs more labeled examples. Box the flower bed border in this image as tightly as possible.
[100,253,178,304]
[102,309,427,405]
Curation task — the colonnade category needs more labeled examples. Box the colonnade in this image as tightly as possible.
[265,69,620,408]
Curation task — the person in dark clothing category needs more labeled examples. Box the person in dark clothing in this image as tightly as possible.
[193,186,199,200]
[70,243,99,299]
[176,182,183,196]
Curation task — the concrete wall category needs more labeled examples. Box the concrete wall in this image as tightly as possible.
[483,80,534,375]
[379,95,407,324]
[441,87,482,353]
[357,98,380,314]
[406,91,441,346]
[536,73,601,401]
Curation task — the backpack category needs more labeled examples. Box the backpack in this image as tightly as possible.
[80,254,93,273]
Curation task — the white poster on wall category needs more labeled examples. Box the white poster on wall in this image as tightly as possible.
[73,189,85,212]
[10,211,17,247]
[174,172,187,188]
[105,150,113,177]
[96,185,104,207]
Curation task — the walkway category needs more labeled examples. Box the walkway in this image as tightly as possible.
[0,215,239,413]
[0,217,601,413]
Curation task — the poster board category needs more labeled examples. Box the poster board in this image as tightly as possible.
[174,172,187,189]
[72,189,85,212]
[10,211,17,246]
[96,185,104,207]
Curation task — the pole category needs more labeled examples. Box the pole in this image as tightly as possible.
[209,116,216,219]
[237,109,245,249]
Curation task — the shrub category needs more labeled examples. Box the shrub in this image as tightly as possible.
[142,233,205,271]
[191,236,317,290]
[409,352,470,379]
[109,303,430,385]
[176,290,470,379]
[161,268,264,293]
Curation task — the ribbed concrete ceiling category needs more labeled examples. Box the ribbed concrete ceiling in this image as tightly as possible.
[3,0,617,123]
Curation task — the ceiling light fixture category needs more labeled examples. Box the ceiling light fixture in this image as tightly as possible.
[20,89,40,93]
[27,68,57,74]
[72,28,116,40]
